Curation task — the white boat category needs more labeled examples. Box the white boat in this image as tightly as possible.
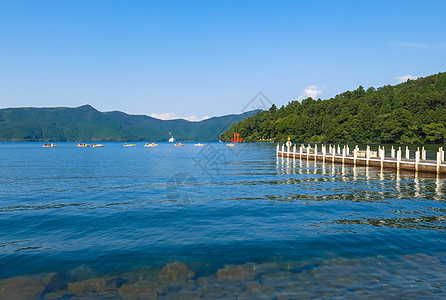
[194,143,204,146]
[168,136,175,142]
[91,144,104,148]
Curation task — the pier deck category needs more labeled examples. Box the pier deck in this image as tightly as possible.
[277,144,446,175]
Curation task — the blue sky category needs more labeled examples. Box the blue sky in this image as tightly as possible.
[1,0,445,121]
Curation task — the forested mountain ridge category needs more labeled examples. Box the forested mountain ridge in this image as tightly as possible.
[0,105,260,142]
[221,72,446,144]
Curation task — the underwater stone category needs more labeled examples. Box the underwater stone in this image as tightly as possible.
[217,265,257,283]
[119,280,166,300]
[238,282,276,300]
[67,277,108,294]
[158,262,195,285]
[0,276,46,300]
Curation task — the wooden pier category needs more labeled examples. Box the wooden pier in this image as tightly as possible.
[277,143,446,175]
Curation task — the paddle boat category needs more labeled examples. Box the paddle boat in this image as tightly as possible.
[42,143,56,148]
[77,143,90,147]
[194,143,204,146]
[124,143,136,147]
[174,143,184,147]
[144,143,158,147]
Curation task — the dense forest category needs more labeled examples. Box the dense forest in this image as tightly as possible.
[0,105,259,142]
[222,72,446,144]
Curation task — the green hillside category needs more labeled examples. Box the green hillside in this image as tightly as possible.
[222,72,446,144]
[0,105,259,142]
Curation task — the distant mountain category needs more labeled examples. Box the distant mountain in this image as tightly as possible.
[0,105,260,142]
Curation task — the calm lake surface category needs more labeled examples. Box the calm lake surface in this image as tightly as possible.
[1,142,445,299]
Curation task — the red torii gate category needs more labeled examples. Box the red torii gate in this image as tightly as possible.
[231,133,242,143]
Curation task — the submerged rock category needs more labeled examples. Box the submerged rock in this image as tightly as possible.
[238,282,276,300]
[69,265,97,281]
[0,276,45,300]
[67,277,108,294]
[260,271,301,289]
[217,264,258,283]
[160,290,202,300]
[158,262,195,285]
[119,280,166,300]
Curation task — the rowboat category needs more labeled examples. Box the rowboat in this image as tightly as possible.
[145,143,158,147]
[43,143,56,148]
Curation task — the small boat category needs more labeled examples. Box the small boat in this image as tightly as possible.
[145,143,158,147]
[124,143,136,147]
[226,143,235,147]
[42,143,56,148]
[91,144,104,148]
[194,143,204,146]
[77,143,90,147]
[174,143,184,147]
[168,136,175,143]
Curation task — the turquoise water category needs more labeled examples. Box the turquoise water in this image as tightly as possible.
[0,142,445,299]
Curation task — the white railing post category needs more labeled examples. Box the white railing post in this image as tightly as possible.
[397,147,401,170]
[422,147,426,160]
[391,146,395,158]
[277,143,280,156]
[405,146,410,159]
[415,147,420,172]
[307,145,311,160]
[366,145,370,166]
[281,144,285,156]
[342,146,346,164]
[346,145,350,156]
[437,150,441,174]
[381,147,384,168]
[314,144,318,161]
[353,147,358,165]
[337,145,341,155]
[441,147,445,162]
[293,145,296,158]
[322,145,326,162]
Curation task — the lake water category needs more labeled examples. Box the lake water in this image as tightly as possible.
[0,142,445,299]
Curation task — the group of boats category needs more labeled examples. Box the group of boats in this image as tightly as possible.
[77,143,104,148]
[43,142,212,148]
[43,140,236,148]
[42,143,57,148]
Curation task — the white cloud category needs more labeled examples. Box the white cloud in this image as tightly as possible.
[184,115,210,122]
[298,85,323,100]
[396,75,418,83]
[150,112,180,120]
[150,112,210,122]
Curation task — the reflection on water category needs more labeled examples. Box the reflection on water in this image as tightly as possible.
[275,157,446,233]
